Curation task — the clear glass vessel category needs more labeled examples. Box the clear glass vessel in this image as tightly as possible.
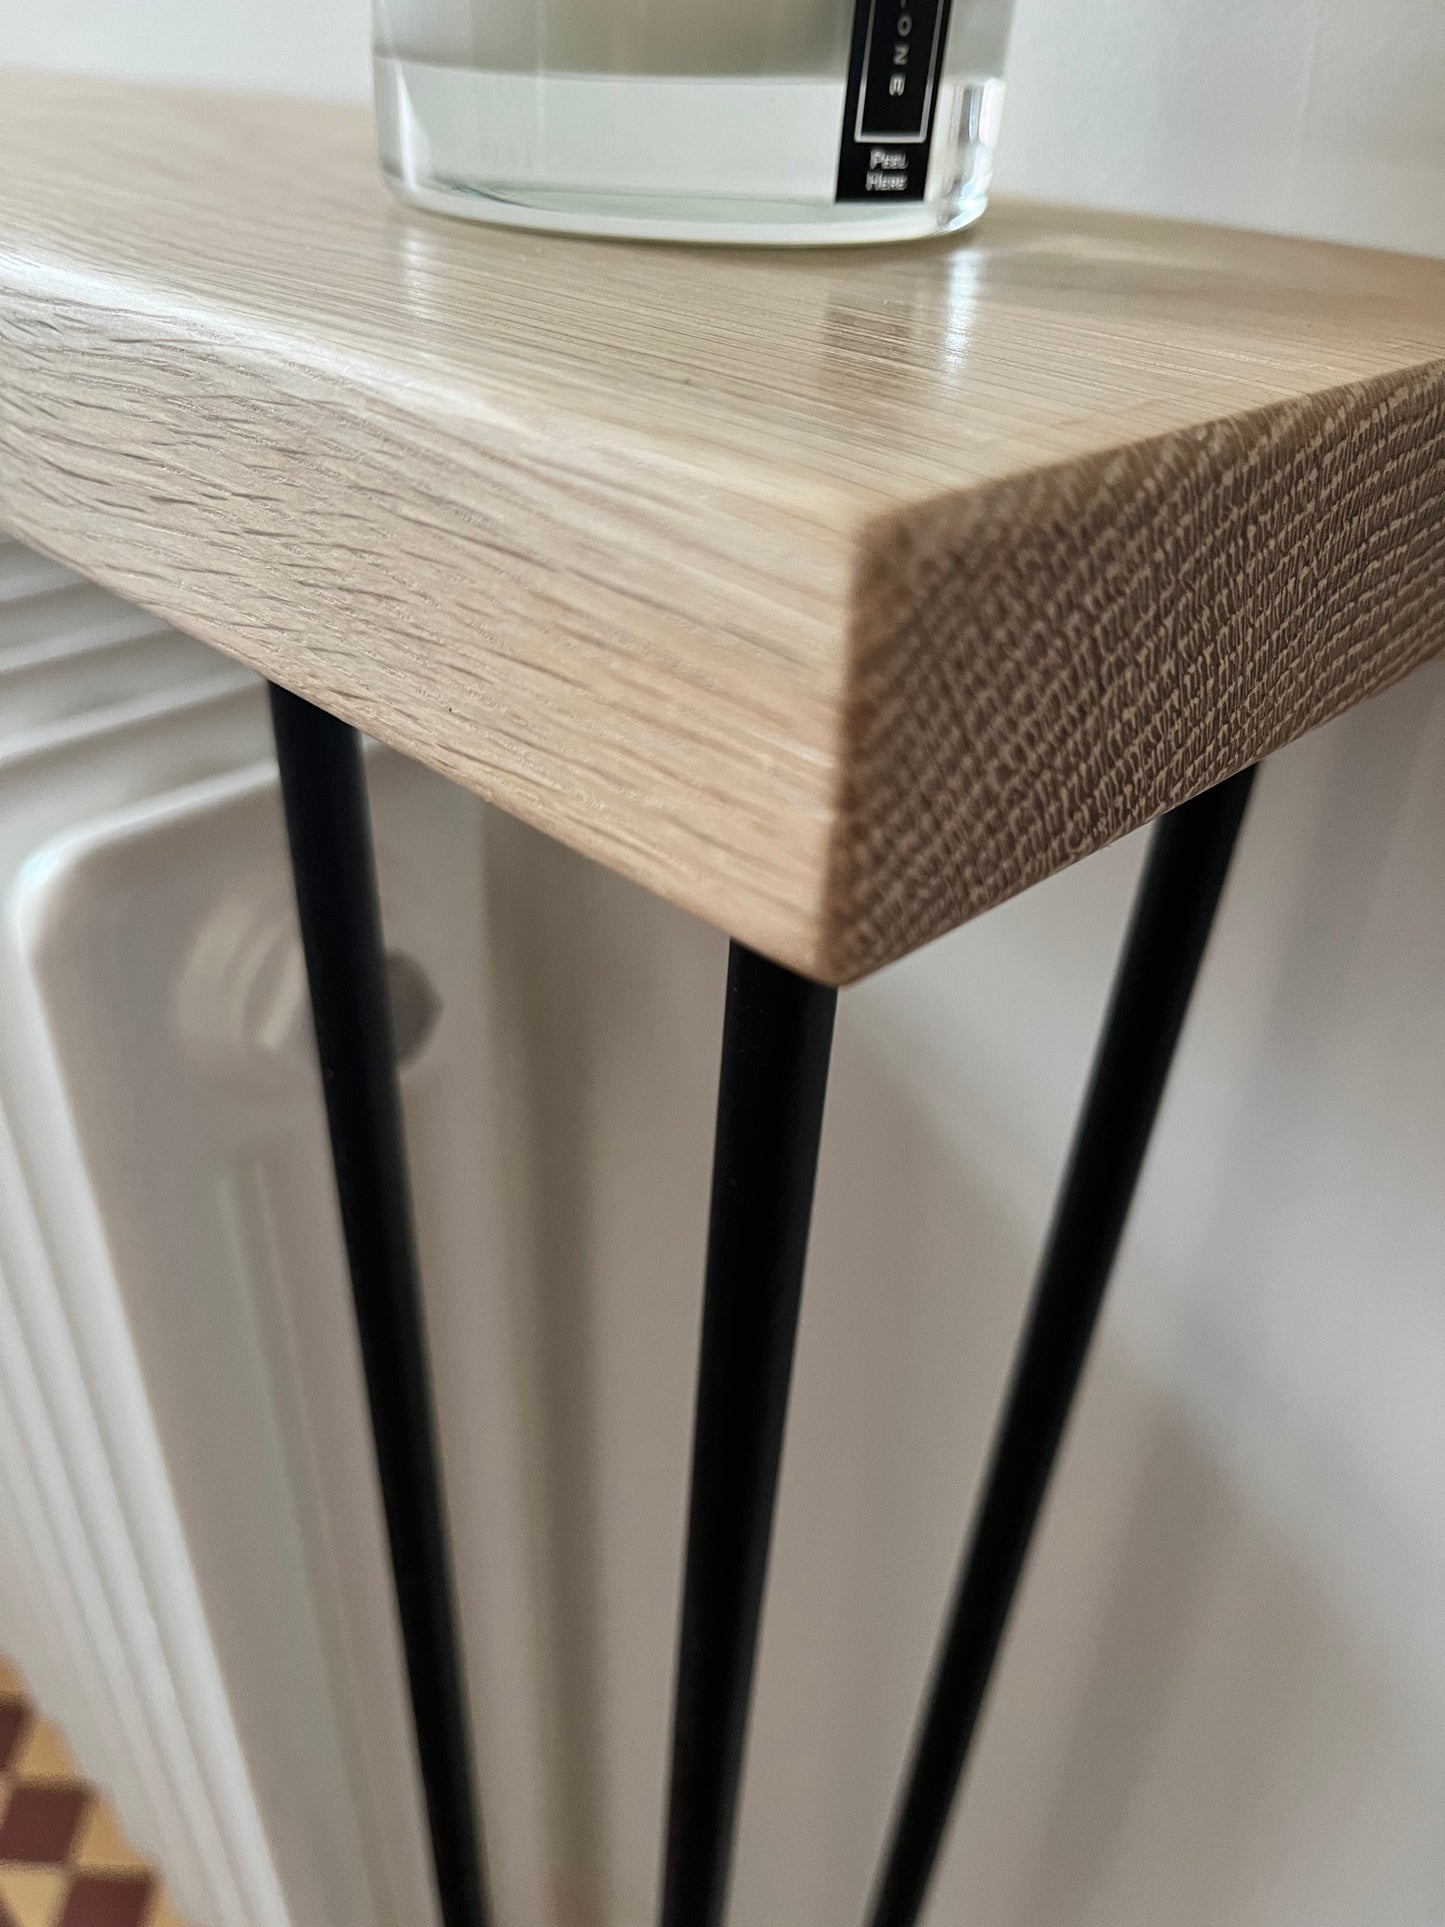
[374,0,1014,244]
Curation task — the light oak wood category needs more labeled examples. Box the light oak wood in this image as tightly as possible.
[2,73,1443,981]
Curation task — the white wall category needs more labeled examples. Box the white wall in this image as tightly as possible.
[3,4,1445,1926]
[0,0,370,99]
[1002,0,1445,256]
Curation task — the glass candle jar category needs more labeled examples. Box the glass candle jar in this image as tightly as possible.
[374,0,1014,244]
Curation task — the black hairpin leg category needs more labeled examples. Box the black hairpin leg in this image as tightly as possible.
[864,766,1258,1927]
[658,944,838,1927]
[268,685,490,1927]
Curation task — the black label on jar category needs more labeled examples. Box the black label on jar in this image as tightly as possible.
[836,0,954,202]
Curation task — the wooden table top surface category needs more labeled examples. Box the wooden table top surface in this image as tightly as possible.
[2,72,1443,979]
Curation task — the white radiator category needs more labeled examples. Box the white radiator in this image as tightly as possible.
[0,540,548,1927]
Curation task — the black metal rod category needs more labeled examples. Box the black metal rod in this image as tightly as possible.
[864,765,1258,1927]
[268,684,490,1927]
[659,944,838,1927]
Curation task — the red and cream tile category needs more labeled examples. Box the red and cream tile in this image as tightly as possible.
[0,1661,187,1927]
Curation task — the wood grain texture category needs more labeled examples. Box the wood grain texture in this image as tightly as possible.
[1,73,1443,981]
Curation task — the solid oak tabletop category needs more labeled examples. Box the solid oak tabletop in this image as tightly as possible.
[2,72,1443,981]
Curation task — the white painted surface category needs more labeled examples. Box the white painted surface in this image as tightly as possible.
[17,746,550,1927]
[0,667,288,1927]
[1000,0,1445,255]
[0,0,371,98]
[0,4,1443,1927]
[0,555,553,1927]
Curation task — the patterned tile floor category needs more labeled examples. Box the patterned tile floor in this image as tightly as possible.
[0,1662,186,1927]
